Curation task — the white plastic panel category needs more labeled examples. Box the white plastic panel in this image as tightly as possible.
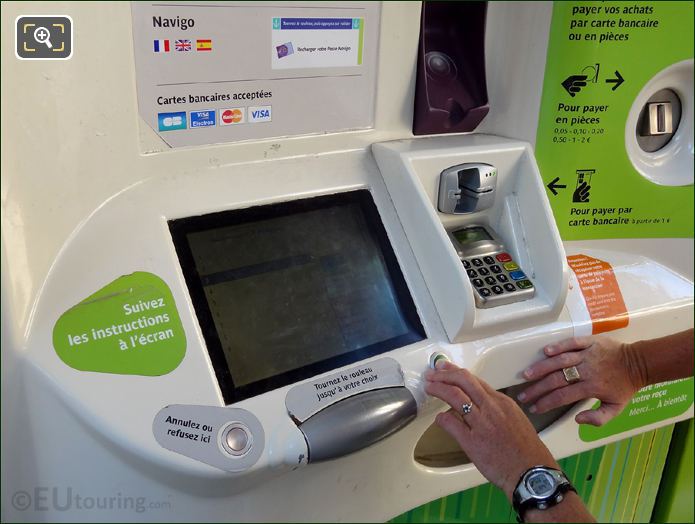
[373,135,569,342]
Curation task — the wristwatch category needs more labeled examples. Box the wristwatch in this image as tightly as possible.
[512,466,576,523]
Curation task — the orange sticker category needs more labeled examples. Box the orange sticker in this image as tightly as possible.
[567,254,629,334]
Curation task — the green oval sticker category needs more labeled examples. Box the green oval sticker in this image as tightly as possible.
[53,272,186,375]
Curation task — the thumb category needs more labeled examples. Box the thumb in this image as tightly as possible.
[575,403,622,426]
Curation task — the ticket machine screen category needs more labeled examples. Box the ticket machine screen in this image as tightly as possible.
[452,226,492,245]
[170,190,425,403]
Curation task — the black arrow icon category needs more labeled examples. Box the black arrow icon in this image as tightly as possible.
[606,70,624,91]
[547,177,567,196]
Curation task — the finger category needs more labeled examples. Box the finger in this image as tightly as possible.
[530,383,589,414]
[523,351,583,381]
[425,381,476,425]
[436,360,459,371]
[476,375,498,397]
[424,359,459,379]
[518,370,569,404]
[436,409,471,448]
[426,368,488,406]
[543,336,594,357]
[575,403,624,426]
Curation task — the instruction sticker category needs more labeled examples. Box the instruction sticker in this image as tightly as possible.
[53,272,186,375]
[567,254,629,334]
[579,378,693,442]
[131,3,379,149]
[271,17,364,69]
[285,357,404,422]
[535,1,693,240]
[153,404,265,472]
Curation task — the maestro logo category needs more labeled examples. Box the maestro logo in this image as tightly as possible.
[220,108,245,125]
[16,15,73,60]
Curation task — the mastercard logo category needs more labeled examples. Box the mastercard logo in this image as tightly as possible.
[220,108,245,125]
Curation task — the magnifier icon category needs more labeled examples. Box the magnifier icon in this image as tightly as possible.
[33,26,53,49]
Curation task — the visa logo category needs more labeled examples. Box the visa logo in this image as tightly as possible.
[248,105,272,123]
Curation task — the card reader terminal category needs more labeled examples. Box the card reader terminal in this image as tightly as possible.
[448,224,535,308]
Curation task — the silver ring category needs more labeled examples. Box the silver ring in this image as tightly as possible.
[562,366,581,384]
[461,402,473,415]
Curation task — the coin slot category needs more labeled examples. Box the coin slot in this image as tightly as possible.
[636,88,681,152]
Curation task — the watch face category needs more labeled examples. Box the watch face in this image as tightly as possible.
[526,471,555,497]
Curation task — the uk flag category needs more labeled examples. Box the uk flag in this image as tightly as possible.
[175,39,192,52]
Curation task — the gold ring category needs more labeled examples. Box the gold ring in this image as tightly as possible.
[562,366,581,384]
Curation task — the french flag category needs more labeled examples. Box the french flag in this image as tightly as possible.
[153,39,170,53]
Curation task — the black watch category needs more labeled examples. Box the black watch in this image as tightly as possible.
[512,466,576,523]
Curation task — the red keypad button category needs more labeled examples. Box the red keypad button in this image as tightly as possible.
[496,252,512,262]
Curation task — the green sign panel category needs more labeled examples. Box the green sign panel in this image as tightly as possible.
[53,272,186,375]
[535,1,693,240]
[580,378,693,442]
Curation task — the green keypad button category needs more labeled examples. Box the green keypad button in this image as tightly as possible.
[516,279,533,289]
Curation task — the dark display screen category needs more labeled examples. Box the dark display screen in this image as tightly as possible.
[169,190,425,404]
[528,472,553,495]
[453,226,493,245]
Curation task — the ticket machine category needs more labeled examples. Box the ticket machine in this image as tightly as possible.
[2,1,693,522]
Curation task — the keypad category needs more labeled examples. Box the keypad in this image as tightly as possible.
[462,251,534,306]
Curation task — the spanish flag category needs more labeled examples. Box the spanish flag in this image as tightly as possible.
[196,39,212,52]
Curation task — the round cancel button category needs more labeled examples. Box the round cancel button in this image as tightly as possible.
[220,423,252,457]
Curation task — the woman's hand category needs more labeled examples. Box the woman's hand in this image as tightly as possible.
[517,336,643,426]
[425,361,558,499]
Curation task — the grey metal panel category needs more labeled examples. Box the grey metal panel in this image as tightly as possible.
[285,357,405,423]
[153,404,265,472]
[299,387,416,463]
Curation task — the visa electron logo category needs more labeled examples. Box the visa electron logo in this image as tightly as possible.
[249,106,272,123]
[190,110,216,128]
[158,111,186,131]
[220,108,245,125]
